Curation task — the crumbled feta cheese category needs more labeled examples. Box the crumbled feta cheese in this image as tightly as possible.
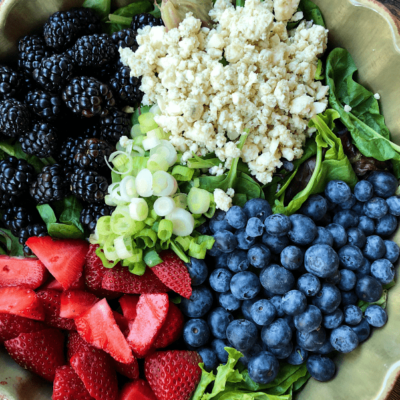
[274,0,301,21]
[209,163,225,176]
[290,11,304,22]
[374,93,381,100]
[226,188,235,197]
[344,105,352,113]
[214,188,233,211]
[119,136,130,148]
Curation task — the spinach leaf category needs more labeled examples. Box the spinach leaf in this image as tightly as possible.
[149,1,162,18]
[357,281,395,312]
[37,204,57,226]
[83,0,111,21]
[107,1,153,33]
[0,228,25,256]
[298,0,325,27]
[57,195,85,233]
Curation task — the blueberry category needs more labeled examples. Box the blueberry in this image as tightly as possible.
[219,291,242,311]
[346,227,366,249]
[324,269,341,285]
[351,318,371,342]
[240,343,263,368]
[245,217,264,238]
[248,352,279,384]
[354,180,374,202]
[363,197,389,219]
[243,198,272,220]
[181,286,213,318]
[248,244,271,269]
[330,325,359,353]
[213,230,238,253]
[227,250,249,273]
[325,180,352,204]
[250,299,276,326]
[264,214,291,236]
[312,227,334,246]
[185,258,208,286]
[319,212,333,227]
[343,305,363,326]
[338,194,356,210]
[296,328,326,351]
[384,240,400,263]
[269,295,285,317]
[230,271,261,300]
[297,273,321,297]
[225,205,247,229]
[226,319,258,352]
[236,229,256,250]
[326,198,337,211]
[269,342,293,359]
[207,307,234,339]
[386,196,400,216]
[307,355,336,382]
[241,297,261,321]
[183,319,210,347]
[333,210,359,229]
[304,245,339,278]
[260,265,295,295]
[288,214,317,245]
[371,259,395,284]
[375,214,398,236]
[341,290,358,306]
[280,246,303,270]
[209,268,233,293]
[312,283,341,314]
[287,345,308,365]
[351,201,365,216]
[323,309,344,329]
[282,314,296,332]
[317,337,335,355]
[198,347,218,371]
[293,305,322,333]
[261,318,292,348]
[338,269,356,291]
[209,210,234,233]
[261,233,289,254]
[356,258,371,277]
[326,223,347,249]
[262,286,275,299]
[355,275,383,302]
[281,290,307,316]
[367,171,398,198]
[338,245,364,270]
[358,216,375,236]
[363,235,386,260]
[196,222,211,235]
[213,252,228,269]
[300,194,328,221]
[211,339,229,363]
[365,305,388,328]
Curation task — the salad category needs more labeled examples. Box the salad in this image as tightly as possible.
[0,0,399,399]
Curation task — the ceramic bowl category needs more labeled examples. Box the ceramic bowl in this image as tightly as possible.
[0,0,400,399]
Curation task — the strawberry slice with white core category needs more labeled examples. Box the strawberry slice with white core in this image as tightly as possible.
[0,287,44,320]
[60,290,99,319]
[119,295,139,321]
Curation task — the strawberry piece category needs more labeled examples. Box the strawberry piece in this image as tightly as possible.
[113,311,130,336]
[26,236,89,290]
[152,251,192,299]
[145,351,202,400]
[75,298,133,364]
[4,328,65,381]
[120,380,157,400]
[60,290,99,319]
[0,256,48,289]
[37,289,76,330]
[119,295,139,321]
[0,287,44,320]
[0,313,47,343]
[53,366,94,400]
[127,294,169,358]
[44,273,85,291]
[102,265,169,294]
[114,356,139,380]
[67,331,93,360]
[154,302,184,349]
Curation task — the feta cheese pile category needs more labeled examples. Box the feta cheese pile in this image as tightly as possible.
[120,0,329,184]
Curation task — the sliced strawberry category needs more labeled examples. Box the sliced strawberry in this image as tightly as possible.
[60,290,99,319]
[37,289,76,330]
[67,331,93,361]
[152,251,192,299]
[120,380,157,400]
[113,311,130,337]
[4,328,65,381]
[53,366,94,400]
[71,350,118,400]
[145,351,202,400]
[0,287,44,320]
[0,256,48,289]
[114,356,139,380]
[0,313,47,343]
[127,294,169,358]
[26,236,89,290]
[119,295,139,321]
[44,273,85,291]
[75,298,133,364]
[154,302,184,349]
[102,265,169,294]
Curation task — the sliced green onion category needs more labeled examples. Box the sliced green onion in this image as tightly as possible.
[131,156,149,177]
[157,219,173,241]
[95,246,120,268]
[128,261,146,275]
[121,248,143,265]
[149,104,162,115]
[150,140,177,167]
[166,208,195,236]
[134,228,157,248]
[188,240,208,259]
[110,206,141,235]
[152,171,177,196]
[144,217,156,226]
[139,112,158,133]
[104,234,118,261]
[120,176,138,201]
[154,197,175,217]
[187,187,211,214]
[133,135,145,148]
[131,124,143,137]
[136,168,153,197]
[173,193,188,209]
[142,136,161,151]
[196,235,215,250]
[147,128,168,140]
[147,153,169,172]
[114,235,134,259]
[160,239,170,250]
[175,236,192,251]
[97,216,112,236]
[129,198,149,221]
[144,249,163,267]
[171,165,195,182]
[204,193,216,218]
[170,240,190,263]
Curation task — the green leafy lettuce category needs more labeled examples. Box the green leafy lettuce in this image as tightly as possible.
[0,228,25,256]
[288,0,325,29]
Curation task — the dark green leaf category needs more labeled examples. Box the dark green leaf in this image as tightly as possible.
[107,1,153,33]
[48,223,84,239]
[83,0,111,20]
[0,228,25,256]
[58,195,85,233]
[169,293,181,304]
[315,59,324,80]
[293,372,311,392]
[236,0,245,6]
[37,204,57,226]
[298,0,325,26]
[149,1,162,18]
[0,141,46,173]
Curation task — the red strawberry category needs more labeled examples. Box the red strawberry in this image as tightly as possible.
[26,237,89,290]
[0,287,44,320]
[71,350,118,400]
[0,256,48,289]
[53,366,94,400]
[152,251,192,299]
[43,273,85,291]
[37,289,76,330]
[145,351,202,400]
[154,302,184,349]
[102,265,169,294]
[113,311,130,336]
[114,356,139,380]
[0,313,47,343]
[127,294,169,358]
[119,295,139,321]
[120,380,157,400]
[4,328,65,381]
[60,290,99,319]
[75,298,133,364]
[67,331,93,360]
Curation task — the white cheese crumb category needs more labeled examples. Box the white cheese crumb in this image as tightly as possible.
[344,105,352,113]
[214,188,233,211]
[374,93,381,100]
[209,163,225,176]
[226,188,235,197]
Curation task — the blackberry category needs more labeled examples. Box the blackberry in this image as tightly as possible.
[3,206,36,236]
[72,8,102,36]
[0,65,22,100]
[19,224,48,256]
[32,54,74,93]
[111,29,138,51]
[19,122,59,158]
[17,35,52,76]
[131,13,163,33]
[109,65,143,106]
[56,137,84,180]
[80,203,115,233]
[0,191,18,210]
[25,90,64,122]
[0,99,30,137]
[74,138,112,170]
[43,11,79,51]
[82,123,102,139]
[30,164,69,204]
[62,76,116,118]
[0,157,35,196]
[99,109,131,144]
[70,169,108,203]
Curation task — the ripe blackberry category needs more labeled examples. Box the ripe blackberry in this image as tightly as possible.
[32,54,74,93]
[82,123,102,139]
[111,29,138,51]
[0,99,30,137]
[0,191,18,210]
[30,164,68,204]
[56,137,84,180]
[74,138,112,170]
[19,122,59,158]
[131,13,163,33]
[25,90,64,122]
[62,76,116,118]
[80,203,115,233]
[99,109,131,144]
[72,8,102,36]
[43,11,79,51]
[109,65,143,106]
[3,206,36,236]
[17,35,52,76]
[70,169,108,203]
[0,65,22,100]
[19,223,48,256]
[0,157,35,196]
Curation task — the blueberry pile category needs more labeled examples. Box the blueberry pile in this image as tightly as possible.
[181,171,400,384]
